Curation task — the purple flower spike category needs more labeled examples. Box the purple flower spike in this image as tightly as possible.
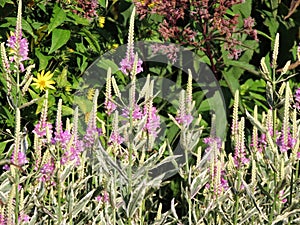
[120,55,143,76]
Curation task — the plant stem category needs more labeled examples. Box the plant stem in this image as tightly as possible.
[233,172,241,225]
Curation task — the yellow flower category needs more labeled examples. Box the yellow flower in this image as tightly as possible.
[112,43,119,49]
[32,70,55,91]
[98,16,105,28]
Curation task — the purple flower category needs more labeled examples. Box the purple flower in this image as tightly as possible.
[176,113,193,126]
[203,137,222,153]
[39,158,55,183]
[151,43,179,63]
[3,149,28,171]
[144,106,160,137]
[294,88,300,109]
[109,131,124,145]
[72,0,99,19]
[119,55,143,76]
[18,214,30,223]
[121,104,143,120]
[6,32,29,72]
[276,131,296,153]
[0,214,6,225]
[104,100,117,116]
[84,123,102,148]
[33,121,53,138]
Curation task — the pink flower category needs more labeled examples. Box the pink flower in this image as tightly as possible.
[119,55,143,76]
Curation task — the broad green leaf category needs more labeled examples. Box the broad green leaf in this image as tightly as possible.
[232,0,252,18]
[35,49,52,70]
[120,4,134,26]
[222,70,240,100]
[0,141,8,155]
[62,105,74,116]
[0,0,13,7]
[56,67,68,88]
[48,29,71,54]
[99,0,107,8]
[48,4,66,34]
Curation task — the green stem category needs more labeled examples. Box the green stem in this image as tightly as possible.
[57,170,63,223]
[269,172,277,224]
[233,172,241,225]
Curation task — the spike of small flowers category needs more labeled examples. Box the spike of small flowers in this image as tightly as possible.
[84,89,101,148]
[109,111,124,145]
[281,60,291,75]
[1,42,11,76]
[176,90,193,127]
[281,82,291,152]
[6,0,29,72]
[53,99,63,144]
[119,7,143,76]
[272,33,280,68]
[231,89,239,140]
[7,185,15,225]
[186,69,193,111]
[234,117,249,168]
[33,91,53,138]
[251,105,258,151]
[104,68,116,115]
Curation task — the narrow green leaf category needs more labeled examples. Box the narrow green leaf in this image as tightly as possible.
[49,29,70,54]
[127,180,146,218]
[79,28,101,53]
[71,190,95,218]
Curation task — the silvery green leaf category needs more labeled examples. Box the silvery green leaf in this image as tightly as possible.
[95,141,128,182]
[28,208,38,225]
[126,180,146,218]
[60,163,74,183]
[271,209,300,225]
[245,109,266,133]
[170,198,178,220]
[190,170,208,198]
[71,189,95,218]
[68,187,74,218]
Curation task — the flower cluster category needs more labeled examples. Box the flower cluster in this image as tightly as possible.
[151,43,179,64]
[120,55,143,76]
[6,31,29,72]
[294,88,300,109]
[134,0,259,68]
[203,136,229,197]
[71,0,99,19]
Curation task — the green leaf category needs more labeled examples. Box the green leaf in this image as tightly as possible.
[232,0,252,18]
[71,190,95,218]
[48,4,66,34]
[79,28,101,53]
[62,105,74,116]
[48,29,71,54]
[0,141,8,155]
[66,12,90,26]
[0,0,13,7]
[56,67,68,88]
[35,49,52,70]
[127,181,147,218]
